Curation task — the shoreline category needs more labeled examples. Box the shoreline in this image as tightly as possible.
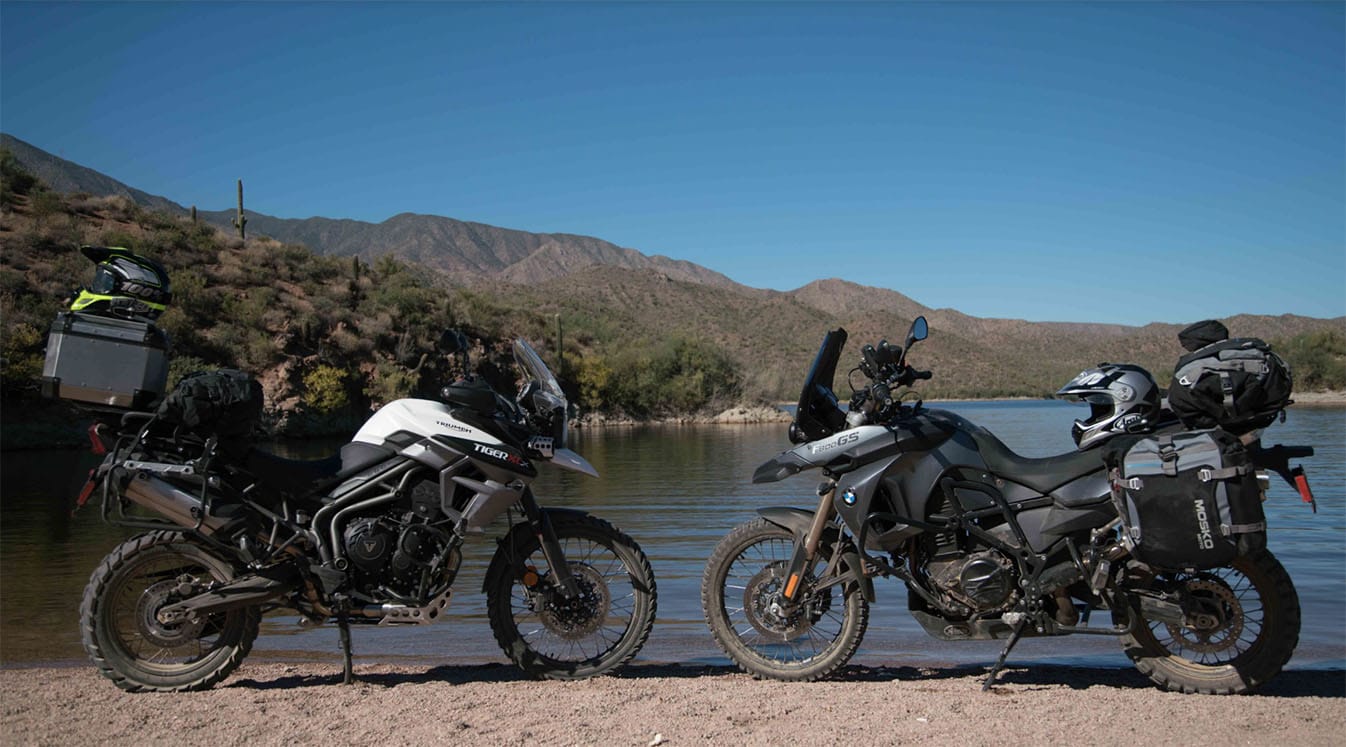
[4,394,1342,451]
[2,662,1342,744]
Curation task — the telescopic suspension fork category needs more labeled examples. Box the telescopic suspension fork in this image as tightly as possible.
[779,479,837,603]
[519,491,580,598]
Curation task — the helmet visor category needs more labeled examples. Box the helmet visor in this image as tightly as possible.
[90,266,118,294]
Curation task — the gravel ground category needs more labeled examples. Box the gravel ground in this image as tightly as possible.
[2,661,1342,746]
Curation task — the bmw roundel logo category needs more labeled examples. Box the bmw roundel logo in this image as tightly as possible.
[842,489,857,506]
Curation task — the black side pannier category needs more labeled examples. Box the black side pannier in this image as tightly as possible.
[156,369,263,448]
[1106,429,1265,570]
[1167,330,1292,435]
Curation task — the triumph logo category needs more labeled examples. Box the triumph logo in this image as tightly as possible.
[1193,499,1215,550]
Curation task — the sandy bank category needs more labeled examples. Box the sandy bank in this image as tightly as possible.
[2,662,1342,745]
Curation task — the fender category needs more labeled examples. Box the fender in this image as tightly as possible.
[756,506,875,603]
[481,507,590,593]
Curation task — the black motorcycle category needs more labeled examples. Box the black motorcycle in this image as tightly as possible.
[76,334,656,691]
[701,316,1314,693]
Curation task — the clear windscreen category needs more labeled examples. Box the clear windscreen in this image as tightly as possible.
[513,339,566,405]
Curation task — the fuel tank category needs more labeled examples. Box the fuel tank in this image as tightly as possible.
[352,399,503,450]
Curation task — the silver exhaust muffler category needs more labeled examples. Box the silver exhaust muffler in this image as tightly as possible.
[122,473,230,535]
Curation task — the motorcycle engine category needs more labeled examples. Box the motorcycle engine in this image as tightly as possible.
[926,549,1017,617]
[343,516,454,600]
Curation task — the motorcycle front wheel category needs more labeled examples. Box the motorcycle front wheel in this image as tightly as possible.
[1116,548,1300,694]
[80,530,260,692]
[484,513,656,679]
[702,518,868,681]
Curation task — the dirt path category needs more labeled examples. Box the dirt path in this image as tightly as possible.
[2,662,1342,745]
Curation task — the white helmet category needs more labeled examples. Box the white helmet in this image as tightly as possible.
[1056,364,1160,449]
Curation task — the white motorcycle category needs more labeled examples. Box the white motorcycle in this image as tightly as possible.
[76,333,656,691]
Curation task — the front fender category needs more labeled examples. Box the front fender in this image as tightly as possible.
[756,507,875,603]
[756,506,816,537]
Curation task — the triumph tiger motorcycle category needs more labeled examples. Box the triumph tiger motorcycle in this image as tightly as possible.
[77,335,656,692]
[701,316,1314,693]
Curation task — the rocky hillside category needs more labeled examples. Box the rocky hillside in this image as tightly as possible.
[2,135,1342,449]
[1,134,737,289]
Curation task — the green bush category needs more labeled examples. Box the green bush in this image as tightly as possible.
[364,359,420,407]
[0,148,38,207]
[167,355,211,390]
[598,337,740,417]
[303,364,350,413]
[1277,330,1346,391]
[0,321,45,394]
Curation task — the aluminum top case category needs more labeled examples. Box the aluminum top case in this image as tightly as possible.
[41,311,170,410]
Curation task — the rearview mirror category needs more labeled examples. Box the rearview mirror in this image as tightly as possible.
[906,316,928,346]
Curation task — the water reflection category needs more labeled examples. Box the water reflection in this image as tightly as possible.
[2,403,1341,671]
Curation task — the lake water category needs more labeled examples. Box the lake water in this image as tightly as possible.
[2,401,1342,672]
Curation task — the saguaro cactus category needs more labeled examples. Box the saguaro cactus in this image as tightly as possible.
[555,313,564,378]
[231,179,247,239]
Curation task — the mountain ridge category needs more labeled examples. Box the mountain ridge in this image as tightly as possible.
[1,133,741,290]
[5,130,1340,352]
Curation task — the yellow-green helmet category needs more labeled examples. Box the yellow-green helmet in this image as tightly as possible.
[69,245,172,319]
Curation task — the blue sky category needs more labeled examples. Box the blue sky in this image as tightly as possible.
[2,1,1342,326]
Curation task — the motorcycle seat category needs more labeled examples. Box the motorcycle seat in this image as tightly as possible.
[243,442,393,499]
[969,429,1105,495]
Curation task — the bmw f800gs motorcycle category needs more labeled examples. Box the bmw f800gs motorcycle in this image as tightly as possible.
[78,335,656,692]
[702,316,1313,693]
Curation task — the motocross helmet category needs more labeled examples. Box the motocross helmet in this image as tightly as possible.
[69,245,172,320]
[1056,363,1160,450]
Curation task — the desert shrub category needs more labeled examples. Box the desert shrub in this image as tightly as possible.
[96,228,141,250]
[167,355,212,390]
[0,322,45,394]
[364,359,420,407]
[29,190,64,224]
[0,148,38,207]
[1277,330,1346,390]
[600,337,740,416]
[303,364,350,413]
[571,352,612,411]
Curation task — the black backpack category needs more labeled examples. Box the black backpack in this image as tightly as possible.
[1167,324,1292,434]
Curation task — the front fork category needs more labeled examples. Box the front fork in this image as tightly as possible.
[779,480,837,603]
[519,490,580,598]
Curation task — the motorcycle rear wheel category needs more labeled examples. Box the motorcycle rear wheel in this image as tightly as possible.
[702,518,868,681]
[484,513,656,679]
[1117,548,1300,694]
[80,530,260,692]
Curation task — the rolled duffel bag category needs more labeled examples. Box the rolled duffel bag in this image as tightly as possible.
[1106,429,1266,570]
[156,369,263,456]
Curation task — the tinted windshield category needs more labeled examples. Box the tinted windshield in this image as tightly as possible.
[792,328,848,442]
[513,339,565,401]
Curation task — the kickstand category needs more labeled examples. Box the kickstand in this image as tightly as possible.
[982,618,1027,692]
[337,613,355,685]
